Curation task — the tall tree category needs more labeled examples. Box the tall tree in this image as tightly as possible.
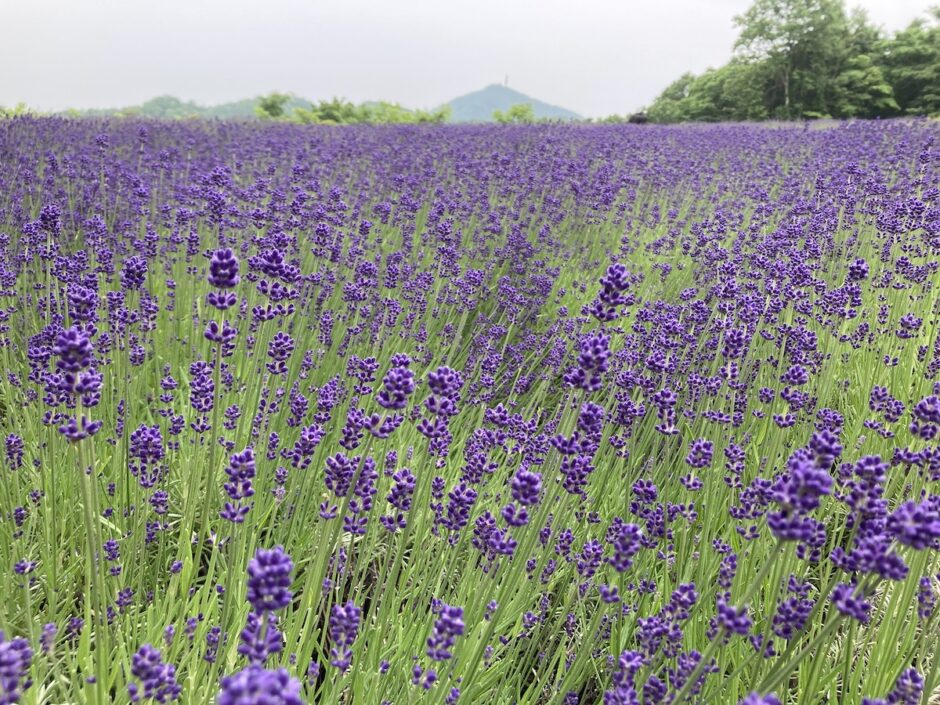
[831,8,898,118]
[733,0,848,117]
[833,54,898,117]
[879,8,940,115]
[255,93,291,120]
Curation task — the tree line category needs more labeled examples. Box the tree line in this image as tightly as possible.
[645,0,939,122]
[259,97,567,125]
[257,94,451,124]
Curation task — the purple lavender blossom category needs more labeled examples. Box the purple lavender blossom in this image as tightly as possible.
[426,602,465,661]
[246,547,294,614]
[217,666,302,705]
[0,632,33,703]
[128,644,182,703]
[328,601,361,671]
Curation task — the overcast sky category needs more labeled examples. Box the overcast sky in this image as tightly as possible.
[2,0,934,117]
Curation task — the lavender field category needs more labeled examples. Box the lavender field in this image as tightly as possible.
[1,117,939,704]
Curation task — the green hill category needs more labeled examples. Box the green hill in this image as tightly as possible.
[75,95,310,120]
[444,84,580,122]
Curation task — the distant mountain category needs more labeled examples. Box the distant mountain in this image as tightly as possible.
[444,84,580,122]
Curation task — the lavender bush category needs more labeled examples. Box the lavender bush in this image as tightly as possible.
[0,117,938,704]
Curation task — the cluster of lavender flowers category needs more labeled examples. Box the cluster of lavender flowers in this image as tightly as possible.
[218,546,302,703]
[0,117,938,704]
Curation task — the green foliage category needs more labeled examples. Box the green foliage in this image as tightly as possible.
[647,0,939,122]
[255,92,291,120]
[833,54,899,117]
[493,103,537,124]
[733,0,848,118]
[293,97,365,124]
[292,98,450,125]
[368,101,451,124]
[647,63,773,123]
[0,102,36,119]
[880,8,940,116]
[646,74,697,123]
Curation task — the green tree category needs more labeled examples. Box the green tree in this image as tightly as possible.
[293,98,367,124]
[493,103,536,124]
[647,73,697,123]
[366,102,451,124]
[255,93,291,120]
[292,98,450,125]
[833,54,898,117]
[879,8,940,116]
[733,0,849,118]
[645,0,934,122]
[413,105,452,124]
[720,61,774,120]
[647,63,770,123]
[369,101,410,123]
[677,69,728,122]
[845,6,881,56]
[0,102,32,118]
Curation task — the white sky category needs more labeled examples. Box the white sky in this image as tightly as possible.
[1,0,934,117]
